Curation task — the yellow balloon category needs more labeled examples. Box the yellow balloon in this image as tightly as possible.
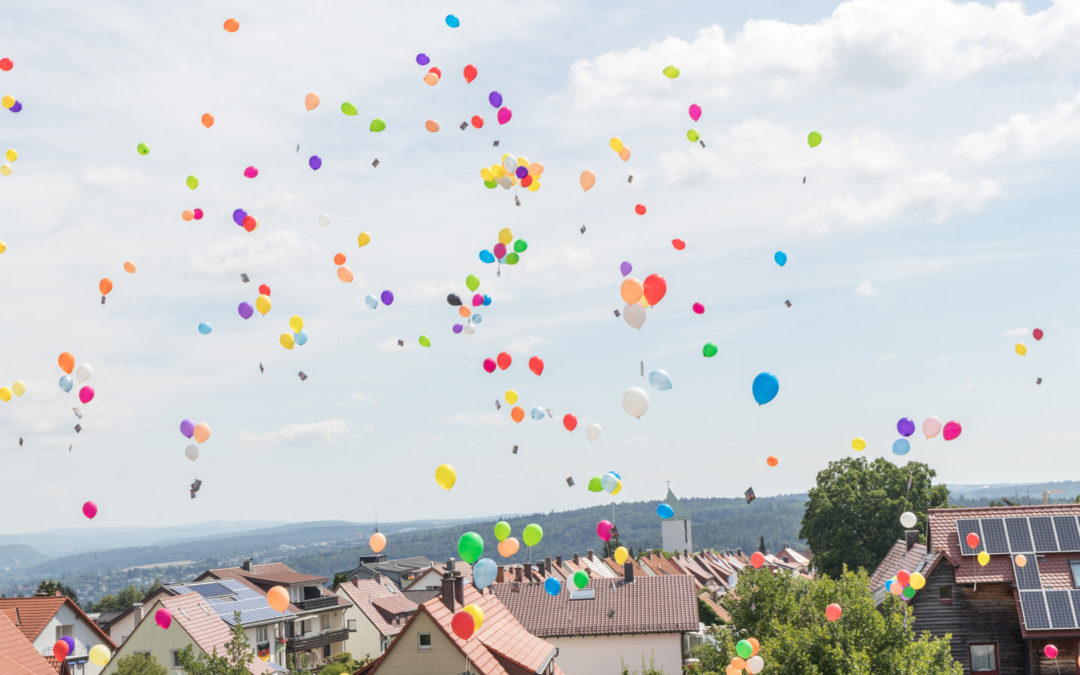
[611,479,623,495]
[852,437,867,452]
[289,315,303,333]
[435,464,457,490]
[4,149,16,162]
[909,572,925,590]
[463,604,485,631]
[609,137,624,153]
[357,231,371,247]
[255,295,271,315]
[1015,343,1027,356]
[498,228,513,245]
[0,387,11,402]
[492,165,506,178]
[280,333,295,350]
[11,380,26,397]
[0,241,6,253]
[528,180,540,192]
[0,164,11,176]
[516,156,528,167]
[977,550,990,567]
[614,546,629,566]
[501,153,510,162]
[505,390,518,404]
[88,644,111,667]
[1,95,14,109]
[480,167,494,181]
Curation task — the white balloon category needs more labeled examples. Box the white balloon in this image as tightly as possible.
[318,213,331,226]
[76,363,93,383]
[463,324,476,336]
[499,176,512,189]
[503,156,517,173]
[185,444,199,462]
[900,511,917,529]
[586,423,602,442]
[746,655,764,674]
[623,304,646,330]
[622,386,649,418]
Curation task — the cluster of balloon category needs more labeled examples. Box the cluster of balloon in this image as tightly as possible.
[0,93,21,116]
[1,146,17,176]
[82,501,97,520]
[238,283,273,320]
[57,352,95,405]
[619,272,668,330]
[451,604,484,640]
[481,154,542,191]
[180,418,211,461]
[180,208,205,221]
[448,274,490,332]
[729,638,765,674]
[623,386,649,418]
[267,585,289,612]
[588,471,623,495]
[965,532,992,567]
[0,378,26,402]
[478,226,529,269]
[884,567,926,600]
[608,136,632,162]
[686,104,703,145]
[280,315,309,350]
[894,416,962,456]
[232,208,260,233]
[53,638,75,662]
[752,372,779,406]
[494,520,520,557]
[1015,328,1045,356]
[416,54,443,87]
[435,464,457,490]
[365,290,395,310]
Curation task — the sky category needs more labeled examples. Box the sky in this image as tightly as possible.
[1,0,1079,535]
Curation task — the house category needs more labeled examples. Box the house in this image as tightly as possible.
[361,560,562,675]
[334,575,417,660]
[491,563,700,675]
[0,610,62,674]
[869,530,933,606]
[0,594,117,675]
[97,586,174,645]
[661,486,693,553]
[336,555,433,589]
[402,561,472,597]
[195,559,350,669]
[872,504,1080,674]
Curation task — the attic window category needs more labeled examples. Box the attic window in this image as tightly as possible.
[418,633,432,650]
[385,584,397,594]
[569,590,595,601]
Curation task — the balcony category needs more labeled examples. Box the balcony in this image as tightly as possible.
[286,628,349,652]
[293,594,340,611]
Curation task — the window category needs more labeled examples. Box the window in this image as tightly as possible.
[320,614,330,631]
[970,643,998,673]
[348,619,357,632]
[172,650,182,667]
[939,585,952,604]
[385,584,397,594]
[323,645,331,658]
[1070,561,1080,587]
[418,633,432,650]
[55,625,73,640]
[301,619,312,635]
[289,586,303,603]
[257,626,268,642]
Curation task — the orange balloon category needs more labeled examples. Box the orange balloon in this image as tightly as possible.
[267,586,288,612]
[201,113,214,128]
[369,532,387,553]
[304,93,320,111]
[122,261,136,273]
[731,658,745,670]
[193,423,211,444]
[337,266,354,283]
[425,120,440,133]
[726,667,740,675]
[511,406,524,423]
[333,252,346,265]
[767,456,778,467]
[223,18,239,32]
[579,169,596,192]
[58,352,75,374]
[99,278,113,295]
[619,147,631,161]
[528,162,544,177]
[423,72,439,86]
[182,210,194,221]
[498,537,520,557]
[620,278,643,304]
[748,637,760,656]
[458,306,471,318]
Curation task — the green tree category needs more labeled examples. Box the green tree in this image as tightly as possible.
[318,651,369,674]
[175,611,253,675]
[800,458,948,578]
[602,526,623,559]
[90,583,156,612]
[697,596,722,626]
[115,652,168,675]
[35,579,77,603]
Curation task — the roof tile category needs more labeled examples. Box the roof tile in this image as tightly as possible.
[0,596,115,649]
[336,579,417,638]
[0,611,55,674]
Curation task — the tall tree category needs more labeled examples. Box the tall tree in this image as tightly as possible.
[800,457,949,578]
[115,653,168,675]
[35,579,77,603]
[175,611,253,675]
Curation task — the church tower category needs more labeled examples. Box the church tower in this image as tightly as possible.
[661,483,692,553]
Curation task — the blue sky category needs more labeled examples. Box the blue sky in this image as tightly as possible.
[1,0,1078,534]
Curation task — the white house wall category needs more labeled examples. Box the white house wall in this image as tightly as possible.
[547,633,684,675]
[32,603,111,675]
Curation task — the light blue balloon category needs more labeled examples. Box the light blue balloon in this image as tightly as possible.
[198,322,212,335]
[530,407,546,421]
[752,372,779,406]
[473,558,497,590]
[365,294,378,309]
[656,503,674,519]
[479,250,495,264]
[774,251,787,267]
[601,472,618,493]
[648,369,672,391]
[58,375,73,393]
[295,331,308,346]
[544,577,562,597]
[892,438,911,456]
[472,314,482,324]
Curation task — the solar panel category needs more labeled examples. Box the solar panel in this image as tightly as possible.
[192,582,234,599]
[1005,518,1034,553]
[1070,591,1080,620]
[1054,516,1080,551]
[956,519,984,555]
[1046,590,1076,629]
[980,519,1009,554]
[1031,517,1059,552]
[1014,555,1042,590]
[1020,590,1051,630]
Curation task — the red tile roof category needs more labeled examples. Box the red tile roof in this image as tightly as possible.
[157,594,277,674]
[336,579,417,639]
[198,562,347,612]
[638,553,685,577]
[869,540,930,590]
[490,574,699,638]
[0,611,55,674]
[0,596,115,649]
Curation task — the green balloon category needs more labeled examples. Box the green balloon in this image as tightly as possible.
[494,521,511,542]
[419,335,431,348]
[686,129,699,142]
[186,175,199,190]
[736,639,752,659]
[522,523,543,547]
[457,532,484,564]
[513,239,528,253]
[505,252,519,265]
[572,570,588,589]
[484,180,497,189]
[902,585,915,599]
[465,274,480,292]
[808,131,822,148]
[588,477,603,492]
[702,342,718,358]
[662,65,680,79]
[341,102,358,116]
[369,118,386,132]
[136,142,150,156]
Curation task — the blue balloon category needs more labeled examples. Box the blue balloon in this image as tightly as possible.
[58,375,73,393]
[544,577,562,596]
[445,14,460,27]
[295,331,308,346]
[364,294,378,309]
[885,579,893,592]
[530,407,546,421]
[774,251,787,267]
[892,438,911,456]
[472,314,482,324]
[752,372,779,405]
[482,294,492,306]
[610,471,621,479]
[656,503,674,519]
[473,558,497,590]
[198,322,212,335]
[648,369,672,391]
[479,250,495,264]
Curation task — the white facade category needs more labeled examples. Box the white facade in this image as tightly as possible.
[31,603,112,675]
[547,633,684,675]
[662,517,692,553]
[333,593,383,662]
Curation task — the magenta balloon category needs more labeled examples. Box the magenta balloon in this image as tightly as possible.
[155,608,172,629]
[497,107,512,125]
[472,294,484,307]
[237,302,254,319]
[922,416,942,439]
[689,104,702,121]
[82,501,97,519]
[180,419,195,438]
[596,520,613,542]
[483,358,497,373]
[78,386,94,404]
[493,243,507,259]
[942,421,962,441]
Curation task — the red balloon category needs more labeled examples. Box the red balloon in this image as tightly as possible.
[471,115,484,129]
[451,610,475,640]
[966,532,980,549]
[258,284,271,296]
[643,274,667,306]
[427,66,442,78]
[825,603,843,622]
[528,356,544,376]
[0,58,12,72]
[634,204,646,215]
[750,551,764,569]
[463,64,478,82]
[242,215,257,232]
[53,640,69,662]
[496,352,512,370]
[483,358,496,374]
[563,414,577,431]
[520,175,533,188]
[896,570,910,586]
[1033,328,1044,341]
[671,239,686,250]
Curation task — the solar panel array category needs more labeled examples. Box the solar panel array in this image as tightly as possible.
[170,579,294,624]
[956,515,1080,555]
[1018,589,1080,631]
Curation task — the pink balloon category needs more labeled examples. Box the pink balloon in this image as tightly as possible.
[942,421,962,441]
[472,294,484,307]
[483,358,496,373]
[78,386,94,404]
[243,166,258,178]
[596,520,613,542]
[923,417,942,439]
[155,608,172,629]
[688,104,702,121]
[493,243,507,259]
[497,107,512,125]
[692,303,705,314]
[1044,644,1058,659]
[81,501,97,519]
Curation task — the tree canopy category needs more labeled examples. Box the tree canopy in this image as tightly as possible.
[175,611,253,675]
[115,653,168,675]
[35,579,77,603]
[89,582,159,612]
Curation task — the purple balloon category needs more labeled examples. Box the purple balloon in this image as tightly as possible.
[897,417,916,437]
[308,155,322,171]
[488,91,503,108]
[61,636,74,655]
[380,290,394,305]
[9,101,21,113]
[232,208,247,226]
[416,53,430,66]
[620,261,632,277]
[238,301,254,319]
[452,324,463,334]
[180,419,195,438]
[515,166,528,179]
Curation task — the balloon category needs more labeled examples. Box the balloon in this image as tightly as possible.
[900,511,917,528]
[223,17,239,32]
[136,142,150,156]
[503,391,518,406]
[767,455,779,467]
[381,290,394,305]
[702,343,718,358]
[978,550,990,566]
[77,362,94,383]
[59,375,73,392]
[198,322,212,335]
[370,118,386,133]
[341,102,358,116]
[54,640,70,662]
[82,501,97,519]
[528,357,544,376]
[825,603,842,621]
[751,372,779,405]
[359,294,376,309]
[155,608,172,629]
[579,170,596,192]
[618,261,634,278]
[416,53,430,66]
[620,278,644,304]
[774,251,787,267]
[301,92,321,111]
[463,557,496,590]
[544,577,561,596]
[89,644,111,666]
[445,14,460,27]
[643,274,667,305]
[58,352,75,374]
[368,531,387,553]
[563,414,578,431]
[185,444,199,462]
[943,421,962,441]
[481,358,496,374]
[852,437,866,451]
[689,104,702,121]
[1033,328,1044,341]
[746,655,764,674]
[497,536,520,557]
[9,380,25,398]
[584,423,602,442]
[435,464,456,490]
[530,407,545,421]
[255,295,271,315]
[471,115,484,128]
[808,131,823,147]
[662,65,680,78]
[1045,644,1059,659]
[897,569,911,586]
[522,523,543,547]
[623,304,646,330]
[492,521,513,543]
[634,204,647,215]
[268,586,289,612]
[601,473,619,495]
[1015,554,1027,567]
[750,551,765,568]
[892,438,910,455]
[462,64,478,82]
[457,532,484,564]
[736,640,752,659]
[923,417,942,439]
[612,546,630,566]
[618,146,631,161]
[1016,341,1029,356]
[497,107,512,125]
[686,129,700,143]
[597,520,613,541]
[193,423,211,444]
[586,477,603,493]
[0,58,11,71]
[901,585,915,599]
[78,386,95,404]
[288,315,304,333]
[563,570,586,591]
[966,532,980,548]
[910,572,926,590]
[180,419,195,438]
[418,335,431,348]
[510,406,524,423]
[648,370,672,391]
[622,386,649,418]
[99,278,113,296]
[0,96,12,109]
[0,387,11,402]
[308,155,322,171]
[462,603,484,631]
[897,418,915,437]
[280,332,295,350]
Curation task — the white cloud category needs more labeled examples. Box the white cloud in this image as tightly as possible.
[1002,327,1029,336]
[959,90,1080,161]
[236,419,348,448]
[854,280,877,297]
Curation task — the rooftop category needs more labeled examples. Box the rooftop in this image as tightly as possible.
[0,595,116,649]
[335,578,417,639]
[157,594,277,674]
[0,611,55,675]
[169,578,295,625]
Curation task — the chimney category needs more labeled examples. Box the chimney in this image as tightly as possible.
[545,557,552,575]
[133,602,143,622]
[684,549,690,558]
[524,563,533,580]
[374,572,383,585]
[439,559,464,613]
[497,566,505,583]
[555,555,563,569]
[515,567,524,582]
[573,553,580,565]
[624,562,635,583]
[241,558,253,572]
[587,549,595,561]
[905,529,919,551]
